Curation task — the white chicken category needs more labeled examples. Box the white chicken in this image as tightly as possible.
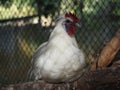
[29,12,85,83]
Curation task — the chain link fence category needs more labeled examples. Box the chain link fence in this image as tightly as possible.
[0,0,120,85]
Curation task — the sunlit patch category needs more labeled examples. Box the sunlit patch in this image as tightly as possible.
[41,16,52,27]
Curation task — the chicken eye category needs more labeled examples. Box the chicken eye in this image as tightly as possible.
[66,20,71,23]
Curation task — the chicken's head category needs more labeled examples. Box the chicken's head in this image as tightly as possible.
[57,12,80,36]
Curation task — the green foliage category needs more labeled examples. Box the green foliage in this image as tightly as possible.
[37,0,60,17]
[0,0,37,19]
[83,0,109,15]
[111,0,120,16]
[0,0,12,7]
[113,9,120,16]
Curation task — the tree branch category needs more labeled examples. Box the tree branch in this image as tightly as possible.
[90,29,120,70]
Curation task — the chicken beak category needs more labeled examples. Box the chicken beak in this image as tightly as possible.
[75,23,81,27]
[75,20,81,28]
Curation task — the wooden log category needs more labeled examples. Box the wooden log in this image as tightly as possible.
[1,66,120,90]
[112,60,120,66]
[90,29,120,70]
[88,66,120,90]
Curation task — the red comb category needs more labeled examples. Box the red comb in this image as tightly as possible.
[65,12,79,22]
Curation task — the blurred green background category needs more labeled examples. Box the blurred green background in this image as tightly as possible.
[0,0,120,85]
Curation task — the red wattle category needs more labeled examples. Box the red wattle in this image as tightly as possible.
[67,25,76,36]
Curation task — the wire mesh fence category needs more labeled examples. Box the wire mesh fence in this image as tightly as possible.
[0,0,120,85]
